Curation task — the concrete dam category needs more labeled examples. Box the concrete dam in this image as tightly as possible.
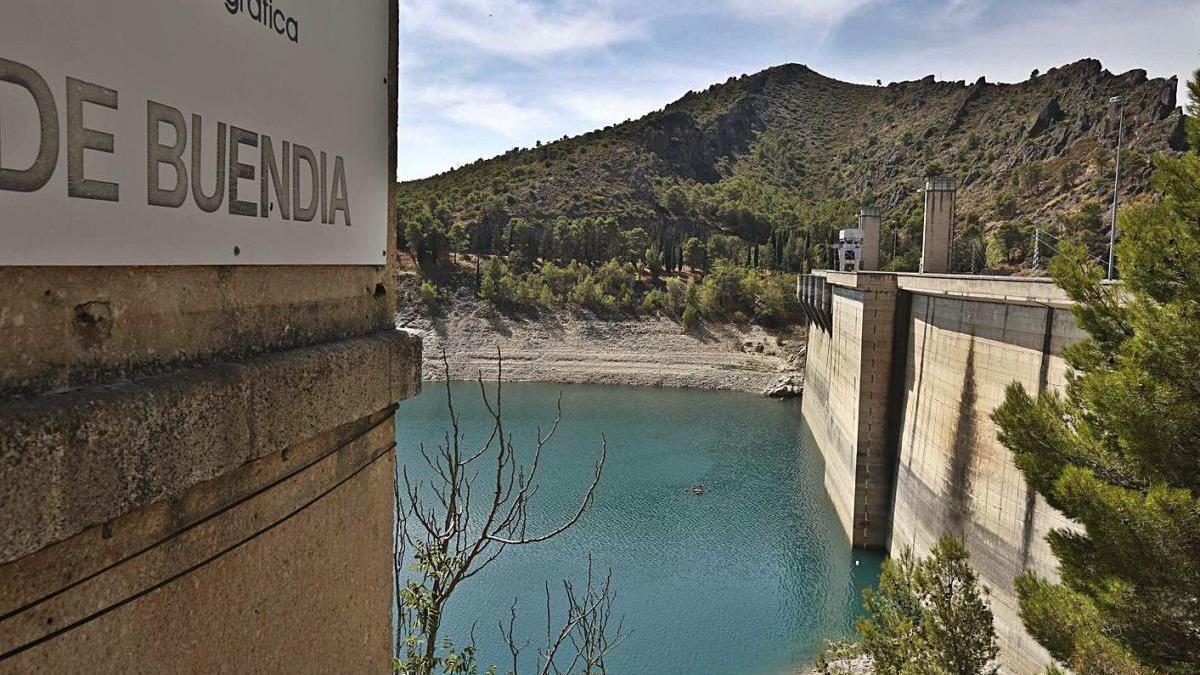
[798,178,1087,673]
[798,271,1082,673]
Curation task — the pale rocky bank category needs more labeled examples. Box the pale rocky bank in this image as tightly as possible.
[396,293,806,395]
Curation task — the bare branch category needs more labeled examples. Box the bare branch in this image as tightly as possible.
[393,350,615,674]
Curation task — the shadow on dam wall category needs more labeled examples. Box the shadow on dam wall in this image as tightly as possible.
[946,336,977,535]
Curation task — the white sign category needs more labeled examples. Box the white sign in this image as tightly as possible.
[0,0,389,265]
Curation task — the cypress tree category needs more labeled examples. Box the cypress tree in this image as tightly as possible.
[993,67,1200,673]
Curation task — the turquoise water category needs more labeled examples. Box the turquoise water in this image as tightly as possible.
[395,382,881,675]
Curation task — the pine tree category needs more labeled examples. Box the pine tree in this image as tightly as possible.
[992,67,1200,673]
[857,535,999,675]
[1187,67,1200,151]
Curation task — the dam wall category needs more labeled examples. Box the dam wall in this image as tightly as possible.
[799,271,1084,674]
[800,274,900,549]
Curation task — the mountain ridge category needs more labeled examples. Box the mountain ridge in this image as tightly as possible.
[398,58,1187,270]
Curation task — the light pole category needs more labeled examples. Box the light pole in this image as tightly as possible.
[1107,95,1124,280]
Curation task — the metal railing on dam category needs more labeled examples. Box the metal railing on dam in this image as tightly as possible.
[798,269,1083,675]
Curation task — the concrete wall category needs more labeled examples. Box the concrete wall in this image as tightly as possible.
[801,285,865,541]
[0,4,413,672]
[800,272,1084,674]
[800,273,899,548]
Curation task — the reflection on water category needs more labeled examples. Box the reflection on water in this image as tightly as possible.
[396,382,881,675]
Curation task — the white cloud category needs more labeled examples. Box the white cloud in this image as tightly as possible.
[397,124,460,180]
[402,0,644,59]
[722,0,881,23]
[550,90,667,126]
[409,84,556,137]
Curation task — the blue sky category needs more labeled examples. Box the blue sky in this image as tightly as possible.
[398,0,1200,181]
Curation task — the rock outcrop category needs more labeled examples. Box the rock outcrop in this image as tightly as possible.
[764,373,803,398]
[1027,97,1065,136]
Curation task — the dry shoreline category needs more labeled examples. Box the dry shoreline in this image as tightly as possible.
[396,299,805,395]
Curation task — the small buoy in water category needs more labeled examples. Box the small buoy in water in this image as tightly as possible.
[855,560,860,566]
[690,484,704,495]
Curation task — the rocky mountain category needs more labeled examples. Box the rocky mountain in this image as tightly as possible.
[398,59,1187,268]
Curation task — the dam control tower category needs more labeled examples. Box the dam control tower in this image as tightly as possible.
[858,206,883,271]
[920,177,957,273]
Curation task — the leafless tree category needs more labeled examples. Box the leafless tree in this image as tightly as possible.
[393,350,615,675]
[500,555,628,675]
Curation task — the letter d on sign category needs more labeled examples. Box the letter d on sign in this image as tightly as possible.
[0,57,59,192]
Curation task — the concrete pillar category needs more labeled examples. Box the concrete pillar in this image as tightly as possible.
[0,5,413,672]
[920,178,957,274]
[859,207,882,271]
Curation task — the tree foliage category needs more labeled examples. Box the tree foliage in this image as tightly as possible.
[992,74,1200,673]
[856,535,999,675]
[1187,67,1200,151]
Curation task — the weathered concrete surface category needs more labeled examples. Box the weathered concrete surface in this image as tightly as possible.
[890,292,1081,673]
[0,407,398,673]
[800,271,1084,673]
[920,179,956,274]
[802,287,862,539]
[800,274,899,548]
[0,330,420,564]
[0,264,395,401]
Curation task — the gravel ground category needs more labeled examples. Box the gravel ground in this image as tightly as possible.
[396,293,806,395]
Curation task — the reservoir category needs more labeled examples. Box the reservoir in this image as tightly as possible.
[395,382,881,674]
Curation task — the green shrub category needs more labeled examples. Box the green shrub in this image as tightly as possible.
[682,237,706,271]
[665,277,687,315]
[480,257,506,304]
[755,275,800,327]
[569,276,599,309]
[700,261,755,317]
[592,259,637,303]
[994,190,1019,219]
[684,278,700,307]
[985,235,1009,268]
[641,289,668,313]
[419,281,440,306]
[681,304,699,331]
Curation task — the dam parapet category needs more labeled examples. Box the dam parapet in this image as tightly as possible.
[799,269,1083,673]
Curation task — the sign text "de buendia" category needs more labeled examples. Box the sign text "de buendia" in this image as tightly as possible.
[0,0,388,266]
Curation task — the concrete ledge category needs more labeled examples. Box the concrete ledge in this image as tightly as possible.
[815,270,1073,307]
[0,330,421,563]
[0,265,396,401]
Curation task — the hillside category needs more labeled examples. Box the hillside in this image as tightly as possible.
[398,59,1187,272]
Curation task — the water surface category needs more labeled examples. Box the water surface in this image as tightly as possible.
[395,382,880,675]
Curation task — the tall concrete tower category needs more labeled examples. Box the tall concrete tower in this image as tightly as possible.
[858,206,882,271]
[920,177,957,274]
